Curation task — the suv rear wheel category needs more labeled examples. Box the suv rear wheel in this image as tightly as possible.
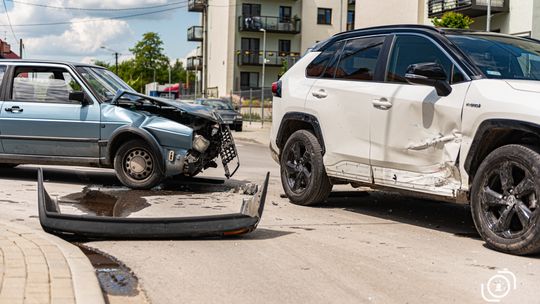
[471,144,540,255]
[114,140,164,189]
[280,130,332,206]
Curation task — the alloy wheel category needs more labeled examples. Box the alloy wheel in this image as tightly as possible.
[124,148,154,181]
[284,141,313,194]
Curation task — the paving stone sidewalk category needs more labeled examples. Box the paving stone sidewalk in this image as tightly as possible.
[0,221,104,304]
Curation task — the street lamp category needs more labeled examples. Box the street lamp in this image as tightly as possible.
[259,28,266,127]
[486,0,492,32]
[100,46,120,74]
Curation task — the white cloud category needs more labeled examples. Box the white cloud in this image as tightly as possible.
[24,18,133,58]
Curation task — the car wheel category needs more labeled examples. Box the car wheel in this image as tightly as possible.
[471,144,540,255]
[235,124,243,132]
[114,140,164,189]
[280,130,332,206]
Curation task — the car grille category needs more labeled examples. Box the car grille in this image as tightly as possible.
[219,125,239,178]
[221,114,235,121]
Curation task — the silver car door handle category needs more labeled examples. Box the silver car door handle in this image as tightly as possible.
[5,106,23,113]
[312,89,328,99]
[372,98,392,110]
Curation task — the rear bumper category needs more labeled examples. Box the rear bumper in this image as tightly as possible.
[38,168,269,239]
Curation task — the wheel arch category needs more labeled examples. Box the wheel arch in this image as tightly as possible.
[107,126,165,174]
[276,112,326,155]
[465,119,540,181]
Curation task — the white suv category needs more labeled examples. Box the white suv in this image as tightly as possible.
[270,25,540,255]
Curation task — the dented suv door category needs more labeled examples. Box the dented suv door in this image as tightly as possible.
[369,34,470,197]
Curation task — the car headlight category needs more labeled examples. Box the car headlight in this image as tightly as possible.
[236,115,243,120]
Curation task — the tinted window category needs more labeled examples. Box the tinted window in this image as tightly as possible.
[449,34,540,80]
[386,35,464,84]
[12,67,83,103]
[306,41,344,78]
[0,65,6,86]
[334,36,385,81]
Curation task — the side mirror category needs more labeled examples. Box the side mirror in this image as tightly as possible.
[69,91,89,105]
[405,63,452,97]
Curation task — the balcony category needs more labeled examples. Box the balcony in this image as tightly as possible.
[237,50,300,67]
[187,26,203,42]
[188,0,205,12]
[428,0,509,18]
[238,15,301,34]
[186,56,202,71]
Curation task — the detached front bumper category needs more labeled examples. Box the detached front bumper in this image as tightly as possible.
[38,168,269,239]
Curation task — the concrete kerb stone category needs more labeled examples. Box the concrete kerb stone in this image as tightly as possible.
[0,221,105,304]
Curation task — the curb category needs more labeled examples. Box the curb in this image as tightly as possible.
[1,221,105,304]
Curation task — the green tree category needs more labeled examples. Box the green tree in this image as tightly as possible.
[130,32,170,90]
[432,12,474,29]
[93,60,110,68]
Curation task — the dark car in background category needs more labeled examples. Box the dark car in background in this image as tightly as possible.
[195,98,243,131]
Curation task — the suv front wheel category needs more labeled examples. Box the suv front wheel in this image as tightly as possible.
[280,130,332,206]
[471,144,540,255]
[114,140,164,189]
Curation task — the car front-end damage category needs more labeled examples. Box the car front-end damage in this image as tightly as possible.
[37,168,269,238]
[109,90,240,179]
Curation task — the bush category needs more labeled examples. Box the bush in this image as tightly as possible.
[432,12,474,29]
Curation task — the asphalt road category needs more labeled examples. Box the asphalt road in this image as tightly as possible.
[0,138,539,304]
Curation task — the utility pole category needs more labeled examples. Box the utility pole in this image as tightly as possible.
[19,38,22,59]
[486,0,492,32]
[260,28,266,127]
[100,46,120,74]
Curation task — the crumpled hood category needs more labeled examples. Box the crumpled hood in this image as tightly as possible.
[505,80,540,93]
[153,97,221,122]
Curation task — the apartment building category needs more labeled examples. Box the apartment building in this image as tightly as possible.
[428,0,540,38]
[186,0,427,96]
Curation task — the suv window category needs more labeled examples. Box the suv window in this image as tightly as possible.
[334,36,385,81]
[306,41,344,78]
[11,67,83,103]
[386,35,465,84]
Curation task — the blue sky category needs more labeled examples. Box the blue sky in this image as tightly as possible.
[1,0,201,64]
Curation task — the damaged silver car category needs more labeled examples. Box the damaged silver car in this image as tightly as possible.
[0,61,239,189]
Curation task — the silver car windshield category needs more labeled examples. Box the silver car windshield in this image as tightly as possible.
[448,34,540,80]
[76,66,135,102]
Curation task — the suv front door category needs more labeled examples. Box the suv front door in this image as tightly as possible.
[0,65,101,158]
[369,34,471,196]
[305,35,388,183]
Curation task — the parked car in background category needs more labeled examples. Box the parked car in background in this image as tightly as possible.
[195,98,243,131]
[270,25,540,255]
[0,60,239,189]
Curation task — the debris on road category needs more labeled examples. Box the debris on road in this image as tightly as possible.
[37,168,269,239]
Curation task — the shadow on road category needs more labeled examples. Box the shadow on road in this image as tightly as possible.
[318,190,480,239]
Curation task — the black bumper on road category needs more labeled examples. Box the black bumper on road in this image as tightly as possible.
[38,168,269,239]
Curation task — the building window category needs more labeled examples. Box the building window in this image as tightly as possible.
[240,72,259,90]
[317,8,332,25]
[279,40,291,56]
[279,6,292,22]
[242,3,261,17]
[347,10,355,31]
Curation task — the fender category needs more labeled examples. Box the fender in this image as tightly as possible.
[276,112,326,154]
[106,126,165,174]
[464,119,540,175]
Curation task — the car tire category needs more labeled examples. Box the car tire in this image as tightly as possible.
[235,124,243,132]
[114,140,164,189]
[471,144,540,255]
[280,130,332,206]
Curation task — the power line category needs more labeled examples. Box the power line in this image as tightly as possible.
[0,3,187,27]
[2,0,17,43]
[7,0,188,11]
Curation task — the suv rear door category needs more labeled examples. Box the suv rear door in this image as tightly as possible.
[369,34,471,196]
[0,64,101,159]
[305,35,389,183]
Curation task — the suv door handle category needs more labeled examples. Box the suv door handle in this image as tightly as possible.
[372,98,392,110]
[5,106,23,113]
[312,89,328,99]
